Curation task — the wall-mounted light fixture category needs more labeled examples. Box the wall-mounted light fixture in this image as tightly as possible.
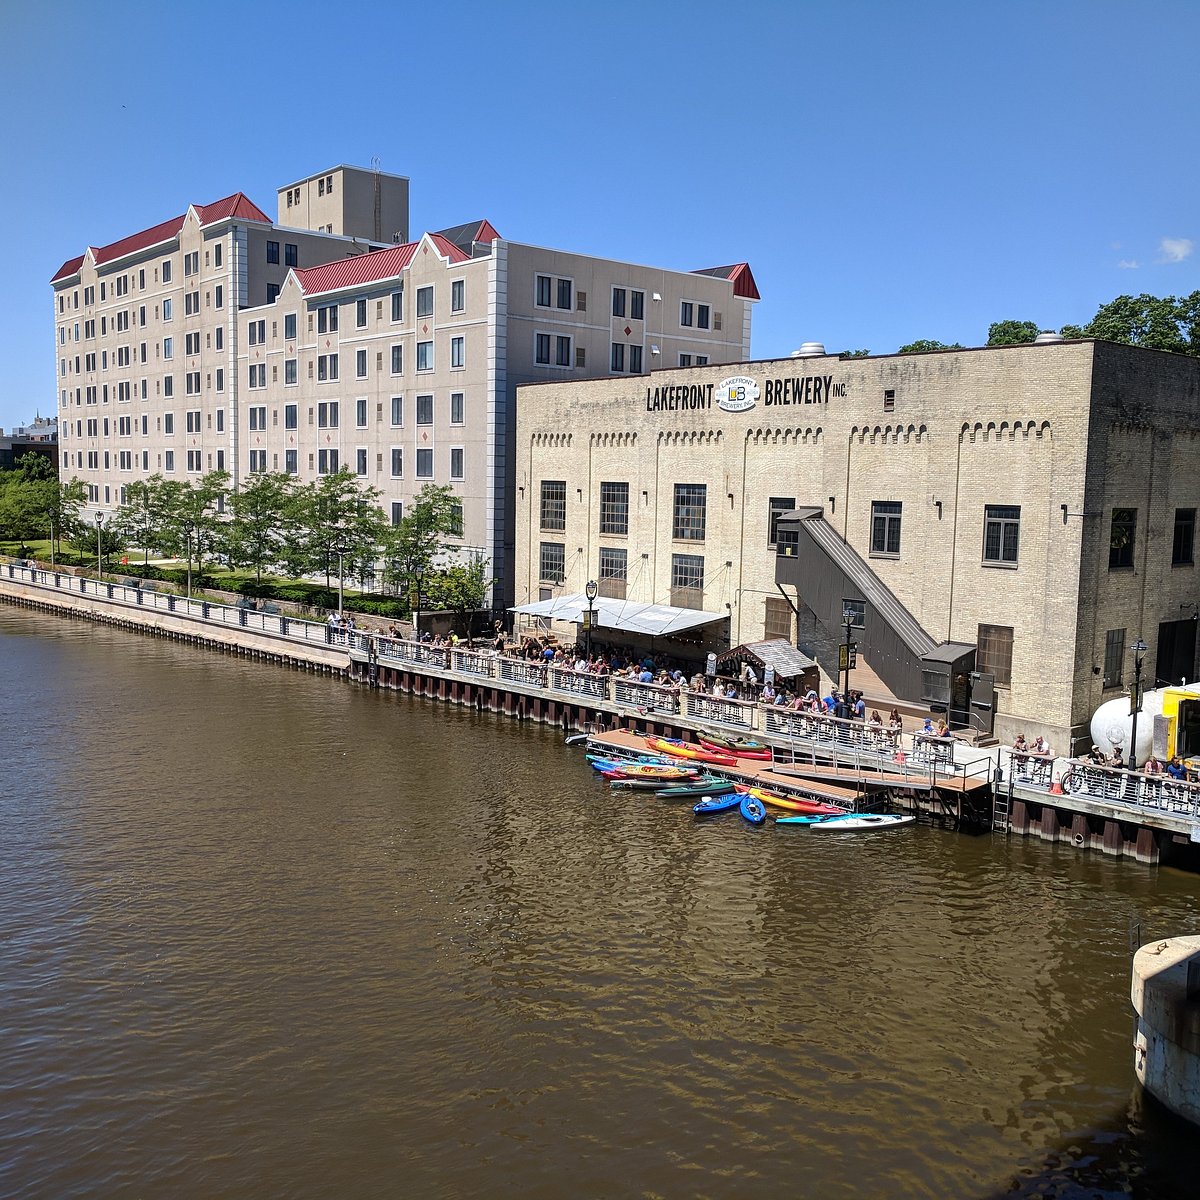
[652,293,661,302]
[828,496,836,514]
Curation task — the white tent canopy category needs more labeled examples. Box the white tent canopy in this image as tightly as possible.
[510,592,728,638]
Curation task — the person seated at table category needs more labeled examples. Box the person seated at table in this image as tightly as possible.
[867,710,884,739]
[1108,745,1125,769]
[1142,753,1164,774]
[921,718,935,735]
[1013,733,1028,753]
[1031,735,1053,756]
[934,719,950,738]
[1086,744,1106,765]
[760,682,777,705]
[1166,755,1188,780]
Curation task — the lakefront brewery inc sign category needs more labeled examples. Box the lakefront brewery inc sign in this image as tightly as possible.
[644,373,846,414]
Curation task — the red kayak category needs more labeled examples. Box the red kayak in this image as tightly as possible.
[737,784,848,816]
[698,736,772,761]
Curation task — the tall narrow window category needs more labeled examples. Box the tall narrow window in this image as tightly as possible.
[1109,508,1136,570]
[598,547,627,599]
[871,501,902,556]
[599,482,629,536]
[1173,507,1195,566]
[768,497,796,548]
[540,480,567,531]
[1103,627,1126,688]
[983,505,1021,565]
[977,624,1015,688]
[672,484,707,541]
[670,553,704,608]
[539,542,566,583]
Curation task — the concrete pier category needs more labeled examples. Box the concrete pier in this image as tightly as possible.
[1132,935,1200,1126]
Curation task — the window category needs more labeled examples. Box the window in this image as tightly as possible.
[983,505,1021,565]
[450,392,464,425]
[356,447,368,476]
[536,333,551,365]
[356,348,368,378]
[610,343,625,372]
[540,480,567,531]
[416,394,434,425]
[284,313,296,341]
[416,341,433,371]
[871,501,902,556]
[249,405,267,431]
[356,298,367,328]
[539,542,565,584]
[450,336,465,369]
[416,447,433,478]
[768,497,796,548]
[249,449,266,473]
[356,397,368,428]
[318,449,339,474]
[598,547,627,599]
[285,403,297,430]
[163,376,173,397]
[535,275,552,307]
[164,450,175,471]
[1103,627,1126,688]
[162,299,173,322]
[1173,508,1195,566]
[215,285,224,309]
[285,359,297,385]
[162,260,172,283]
[680,301,694,327]
[673,484,707,541]
[390,448,403,477]
[630,290,644,320]
[671,553,704,607]
[285,243,298,268]
[451,279,465,312]
[696,355,708,366]
[317,304,338,334]
[186,409,202,433]
[764,596,793,642]
[1109,507,1136,570]
[267,241,280,265]
[390,396,403,426]
[629,345,643,373]
[216,409,224,433]
[391,501,403,526]
[317,354,339,381]
[248,363,266,388]
[318,401,339,428]
[450,447,464,480]
[391,345,403,374]
[285,449,297,474]
[391,290,403,322]
[184,250,198,276]
[248,319,266,346]
[977,624,1014,688]
[600,481,629,536]
[556,278,572,310]
[416,286,433,318]
[612,287,626,317]
[696,303,710,329]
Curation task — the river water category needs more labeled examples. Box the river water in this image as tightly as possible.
[2,605,1198,1198]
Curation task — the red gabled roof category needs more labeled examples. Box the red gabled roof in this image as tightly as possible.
[292,232,470,297]
[194,192,270,225]
[691,262,760,301]
[50,190,271,285]
[294,242,420,295]
[51,254,85,284]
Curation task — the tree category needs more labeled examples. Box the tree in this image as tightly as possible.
[302,469,387,590]
[896,339,964,354]
[427,554,493,643]
[226,472,296,581]
[380,483,463,606]
[1083,293,1190,354]
[838,349,871,358]
[986,320,1040,347]
[111,474,180,565]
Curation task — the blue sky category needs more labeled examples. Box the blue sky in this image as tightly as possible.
[2,0,1197,432]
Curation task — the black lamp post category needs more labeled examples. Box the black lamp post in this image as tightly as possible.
[1129,638,1148,769]
[584,578,598,662]
[94,512,104,581]
[181,519,194,600]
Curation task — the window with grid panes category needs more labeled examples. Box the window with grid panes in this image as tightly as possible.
[599,481,629,535]
[671,553,704,608]
[540,480,566,531]
[768,497,796,547]
[983,505,1021,564]
[598,547,627,598]
[672,483,706,541]
[870,501,902,556]
[764,596,792,642]
[539,542,565,583]
[1103,628,1126,688]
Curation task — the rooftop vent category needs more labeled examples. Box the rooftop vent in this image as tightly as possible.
[791,341,826,358]
[1033,331,1065,344]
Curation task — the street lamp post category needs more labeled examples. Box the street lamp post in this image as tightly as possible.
[94,512,104,582]
[1129,639,1148,770]
[182,520,194,600]
[584,578,598,662]
[49,514,56,568]
[413,568,423,638]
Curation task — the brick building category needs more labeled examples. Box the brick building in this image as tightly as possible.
[513,339,1200,748]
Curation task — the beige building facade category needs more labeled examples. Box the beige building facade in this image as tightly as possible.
[514,340,1200,749]
[52,166,756,606]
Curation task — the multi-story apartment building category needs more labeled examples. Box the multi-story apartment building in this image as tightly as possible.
[52,165,757,605]
[51,165,409,506]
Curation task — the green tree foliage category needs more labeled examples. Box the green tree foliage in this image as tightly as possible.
[226,472,296,581]
[381,484,463,604]
[838,349,871,358]
[986,320,1041,346]
[896,339,964,354]
[426,554,493,641]
[1081,293,1196,354]
[0,455,87,554]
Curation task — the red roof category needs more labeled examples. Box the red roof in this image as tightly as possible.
[51,191,271,285]
[692,262,760,301]
[292,233,469,296]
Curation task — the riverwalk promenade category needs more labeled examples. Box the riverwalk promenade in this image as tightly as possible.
[5,557,1200,865]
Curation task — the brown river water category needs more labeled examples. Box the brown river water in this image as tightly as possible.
[2,605,1199,1198]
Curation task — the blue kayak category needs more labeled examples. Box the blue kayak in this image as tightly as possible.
[692,793,741,815]
[738,794,767,825]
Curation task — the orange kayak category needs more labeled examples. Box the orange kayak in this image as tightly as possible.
[646,737,739,766]
[744,785,847,816]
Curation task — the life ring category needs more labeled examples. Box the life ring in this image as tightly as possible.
[1073,832,1085,846]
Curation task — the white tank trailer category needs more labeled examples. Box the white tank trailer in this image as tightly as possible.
[1089,683,1195,764]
